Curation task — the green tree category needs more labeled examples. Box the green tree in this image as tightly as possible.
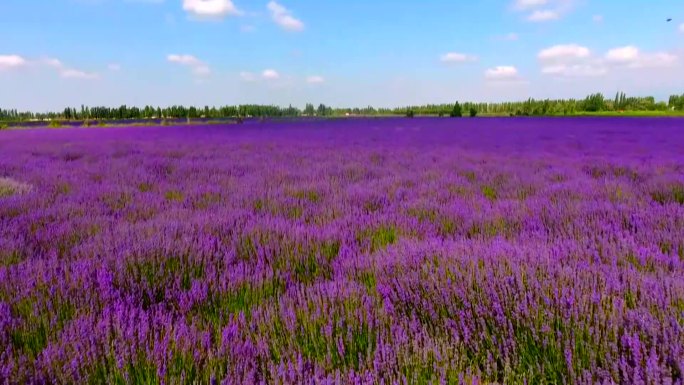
[303,103,315,116]
[317,104,328,116]
[450,102,462,117]
[582,93,606,112]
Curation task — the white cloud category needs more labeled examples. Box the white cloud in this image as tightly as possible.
[514,0,575,22]
[539,44,678,78]
[514,0,547,9]
[108,63,121,71]
[0,55,27,70]
[182,0,241,18]
[528,10,559,22]
[541,64,606,77]
[503,33,519,41]
[39,57,99,80]
[240,71,257,81]
[167,54,202,66]
[593,14,603,23]
[267,1,304,32]
[440,52,477,63]
[538,44,591,60]
[60,69,99,80]
[485,66,520,80]
[605,46,639,63]
[262,69,280,80]
[42,58,63,68]
[167,54,210,75]
[538,44,603,77]
[306,75,324,84]
[605,46,677,68]
[634,52,677,68]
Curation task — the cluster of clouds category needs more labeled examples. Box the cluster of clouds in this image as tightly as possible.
[182,0,304,32]
[239,69,324,84]
[167,54,211,76]
[164,53,324,84]
[538,44,677,77]
[439,40,677,84]
[161,1,310,82]
[4,0,682,95]
[439,51,522,83]
[485,66,522,82]
[1,51,325,87]
[0,55,26,70]
[182,0,241,18]
[266,1,304,32]
[440,53,478,63]
[0,55,103,80]
[513,0,576,22]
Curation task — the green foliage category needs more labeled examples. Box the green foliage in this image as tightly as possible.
[320,240,341,261]
[48,120,62,128]
[481,185,498,201]
[405,109,415,118]
[466,217,521,240]
[582,93,606,112]
[192,192,222,210]
[123,255,205,308]
[101,191,132,211]
[272,296,378,372]
[137,182,153,193]
[293,253,331,283]
[0,185,16,198]
[194,279,284,326]
[54,183,70,196]
[293,190,321,203]
[450,102,462,117]
[164,190,184,202]
[10,293,75,359]
[355,270,377,293]
[286,205,303,219]
[0,249,23,267]
[303,103,316,116]
[651,184,684,205]
[670,94,684,111]
[3,91,684,124]
[291,240,340,284]
[358,226,398,253]
[469,107,478,117]
[461,170,477,183]
[317,103,332,116]
[87,352,222,385]
[0,122,8,130]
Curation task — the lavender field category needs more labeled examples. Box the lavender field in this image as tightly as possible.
[1,117,683,384]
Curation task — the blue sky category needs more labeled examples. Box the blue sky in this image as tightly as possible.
[1,0,683,111]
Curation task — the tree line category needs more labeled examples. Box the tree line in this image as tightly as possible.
[0,104,302,122]
[400,93,681,117]
[2,92,683,122]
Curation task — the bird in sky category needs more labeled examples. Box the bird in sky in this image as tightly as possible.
[666,18,672,22]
